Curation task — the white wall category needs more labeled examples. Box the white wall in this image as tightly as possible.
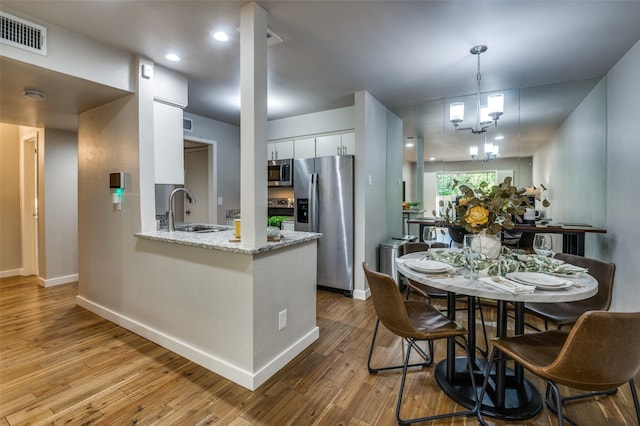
[268,106,354,140]
[1,7,132,92]
[354,91,398,299]
[386,110,404,238]
[605,40,640,312]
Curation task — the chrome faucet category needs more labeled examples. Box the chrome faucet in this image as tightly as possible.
[168,187,196,232]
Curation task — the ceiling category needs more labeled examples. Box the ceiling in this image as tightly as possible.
[1,1,639,162]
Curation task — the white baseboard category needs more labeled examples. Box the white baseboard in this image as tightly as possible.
[39,274,79,287]
[352,288,370,300]
[0,269,23,278]
[76,295,319,391]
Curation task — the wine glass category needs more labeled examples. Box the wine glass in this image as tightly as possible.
[422,226,438,259]
[463,234,481,280]
[533,234,553,257]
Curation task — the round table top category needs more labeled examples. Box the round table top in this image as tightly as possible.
[396,252,598,303]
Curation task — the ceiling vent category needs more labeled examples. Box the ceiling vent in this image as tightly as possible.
[0,11,47,55]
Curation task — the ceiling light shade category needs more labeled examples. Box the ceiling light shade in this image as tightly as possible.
[469,145,478,160]
[449,45,504,134]
[449,102,464,124]
[480,105,492,125]
[487,93,504,119]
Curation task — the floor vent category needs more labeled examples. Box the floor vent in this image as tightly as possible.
[0,11,47,55]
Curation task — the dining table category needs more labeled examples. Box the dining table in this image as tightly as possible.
[396,250,598,420]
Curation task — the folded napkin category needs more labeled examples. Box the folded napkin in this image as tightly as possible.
[551,264,588,276]
[480,276,536,294]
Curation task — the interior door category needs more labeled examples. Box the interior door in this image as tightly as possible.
[184,146,209,224]
[21,135,38,276]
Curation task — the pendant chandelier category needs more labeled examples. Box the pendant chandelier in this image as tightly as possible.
[469,137,499,162]
[450,45,504,134]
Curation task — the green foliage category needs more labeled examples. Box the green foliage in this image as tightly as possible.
[267,216,289,227]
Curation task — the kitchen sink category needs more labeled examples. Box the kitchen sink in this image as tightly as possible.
[175,225,228,233]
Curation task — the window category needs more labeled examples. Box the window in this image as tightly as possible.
[436,171,497,212]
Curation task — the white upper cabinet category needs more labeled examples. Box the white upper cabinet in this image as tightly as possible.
[154,101,184,184]
[294,137,316,159]
[315,132,355,157]
[340,132,355,155]
[267,140,294,160]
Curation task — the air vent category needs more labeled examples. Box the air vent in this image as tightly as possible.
[0,11,46,55]
[183,118,193,132]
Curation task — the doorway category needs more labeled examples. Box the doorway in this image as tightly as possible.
[183,137,217,224]
[20,133,38,276]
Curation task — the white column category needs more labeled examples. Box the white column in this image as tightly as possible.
[240,2,268,248]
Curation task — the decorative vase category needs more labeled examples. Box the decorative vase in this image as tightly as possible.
[476,230,502,259]
[267,226,281,239]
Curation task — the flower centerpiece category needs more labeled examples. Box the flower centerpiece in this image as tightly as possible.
[442,177,550,258]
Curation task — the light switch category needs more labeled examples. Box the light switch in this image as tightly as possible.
[368,174,373,186]
[218,197,223,205]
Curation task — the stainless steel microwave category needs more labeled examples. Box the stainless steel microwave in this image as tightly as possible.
[268,158,293,187]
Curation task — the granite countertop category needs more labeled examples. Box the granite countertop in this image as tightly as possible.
[134,227,321,254]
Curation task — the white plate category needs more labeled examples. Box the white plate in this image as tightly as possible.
[507,272,573,290]
[406,259,454,274]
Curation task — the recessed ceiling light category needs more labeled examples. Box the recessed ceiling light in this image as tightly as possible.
[429,157,436,161]
[405,142,414,148]
[494,135,504,140]
[165,53,180,62]
[212,31,229,41]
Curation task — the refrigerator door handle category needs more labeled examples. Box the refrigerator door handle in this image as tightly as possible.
[309,173,319,232]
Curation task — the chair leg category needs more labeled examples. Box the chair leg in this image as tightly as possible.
[546,381,567,426]
[396,337,481,425]
[630,379,640,425]
[476,298,489,357]
[367,318,430,374]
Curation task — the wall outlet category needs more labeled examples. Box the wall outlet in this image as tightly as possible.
[278,309,287,331]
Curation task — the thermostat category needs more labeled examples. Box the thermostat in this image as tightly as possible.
[110,172,125,189]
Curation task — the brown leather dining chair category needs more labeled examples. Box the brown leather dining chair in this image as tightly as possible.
[402,241,489,356]
[524,252,616,330]
[362,263,481,425]
[478,310,640,426]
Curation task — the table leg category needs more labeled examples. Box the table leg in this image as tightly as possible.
[434,296,542,420]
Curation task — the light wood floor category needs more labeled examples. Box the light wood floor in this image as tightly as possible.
[1,275,638,425]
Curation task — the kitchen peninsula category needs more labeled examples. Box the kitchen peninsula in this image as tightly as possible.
[78,227,321,391]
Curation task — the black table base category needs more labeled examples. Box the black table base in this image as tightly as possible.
[434,357,542,420]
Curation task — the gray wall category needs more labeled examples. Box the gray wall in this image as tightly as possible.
[533,79,607,259]
[533,39,640,311]
[605,39,640,312]
[183,112,241,224]
[41,129,78,283]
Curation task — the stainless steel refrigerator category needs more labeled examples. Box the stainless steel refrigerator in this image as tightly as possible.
[294,155,354,295]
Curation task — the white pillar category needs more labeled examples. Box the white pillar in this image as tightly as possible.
[240,2,268,248]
